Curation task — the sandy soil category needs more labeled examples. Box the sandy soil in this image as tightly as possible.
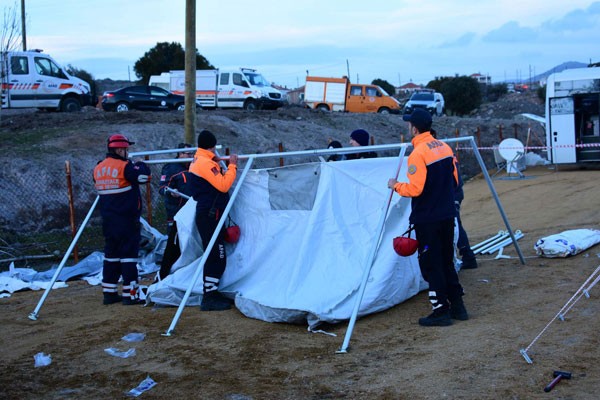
[1,164,599,399]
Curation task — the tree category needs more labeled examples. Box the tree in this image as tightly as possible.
[440,76,481,116]
[66,64,97,99]
[134,41,213,84]
[371,78,396,96]
[426,77,451,93]
[1,1,21,55]
[485,83,508,102]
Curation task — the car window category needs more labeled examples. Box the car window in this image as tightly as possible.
[150,87,168,96]
[220,73,229,85]
[232,73,245,86]
[411,93,434,101]
[10,56,29,75]
[350,86,363,96]
[365,87,378,97]
[124,86,148,94]
[34,57,68,79]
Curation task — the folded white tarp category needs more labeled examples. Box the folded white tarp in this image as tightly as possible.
[534,228,600,258]
[147,157,434,327]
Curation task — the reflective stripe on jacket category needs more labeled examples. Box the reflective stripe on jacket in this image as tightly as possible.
[393,132,458,224]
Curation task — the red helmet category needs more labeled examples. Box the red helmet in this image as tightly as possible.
[393,236,419,257]
[224,226,241,244]
[107,134,134,148]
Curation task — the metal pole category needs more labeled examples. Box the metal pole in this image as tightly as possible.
[164,157,254,336]
[29,196,99,321]
[337,147,407,353]
[468,137,525,264]
[65,160,79,263]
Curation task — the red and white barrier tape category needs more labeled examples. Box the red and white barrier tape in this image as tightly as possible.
[456,143,600,151]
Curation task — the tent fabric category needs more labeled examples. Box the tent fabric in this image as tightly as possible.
[534,228,600,258]
[147,157,435,328]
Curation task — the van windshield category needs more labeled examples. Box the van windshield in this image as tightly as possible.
[411,93,434,101]
[244,72,270,87]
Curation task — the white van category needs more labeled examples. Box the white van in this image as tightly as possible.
[1,50,94,111]
[150,68,284,110]
[545,67,600,164]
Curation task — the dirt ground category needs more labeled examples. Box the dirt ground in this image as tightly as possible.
[1,164,599,399]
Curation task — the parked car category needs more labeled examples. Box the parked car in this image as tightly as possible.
[403,90,445,116]
[101,85,186,112]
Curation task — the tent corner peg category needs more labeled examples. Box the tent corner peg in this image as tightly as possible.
[28,312,38,321]
[335,348,349,354]
[520,349,533,364]
[162,330,174,337]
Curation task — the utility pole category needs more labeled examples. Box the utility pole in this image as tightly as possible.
[20,0,26,50]
[346,59,350,79]
[184,0,197,145]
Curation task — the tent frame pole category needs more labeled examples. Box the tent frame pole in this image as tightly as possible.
[163,157,255,336]
[468,138,525,264]
[29,196,100,321]
[337,147,407,354]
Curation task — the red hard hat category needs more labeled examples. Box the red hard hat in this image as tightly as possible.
[107,134,134,148]
[224,225,241,244]
[393,236,419,257]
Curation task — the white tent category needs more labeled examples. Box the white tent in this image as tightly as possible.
[147,157,433,328]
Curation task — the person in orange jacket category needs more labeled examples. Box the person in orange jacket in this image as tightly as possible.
[93,134,151,305]
[188,130,239,311]
[388,109,468,326]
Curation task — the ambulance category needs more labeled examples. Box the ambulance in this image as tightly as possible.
[303,76,401,114]
[1,49,94,112]
[149,68,284,110]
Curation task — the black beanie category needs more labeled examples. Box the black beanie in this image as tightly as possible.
[197,129,217,149]
[350,129,370,147]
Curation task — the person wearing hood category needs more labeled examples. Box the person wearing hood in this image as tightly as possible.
[188,130,239,311]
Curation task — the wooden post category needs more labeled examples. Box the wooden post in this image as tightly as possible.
[476,126,481,148]
[513,124,519,139]
[144,155,152,225]
[65,161,79,263]
[279,142,284,166]
[498,124,504,142]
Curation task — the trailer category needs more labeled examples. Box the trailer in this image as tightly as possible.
[545,67,600,164]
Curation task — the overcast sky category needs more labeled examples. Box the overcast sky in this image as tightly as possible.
[14,0,600,88]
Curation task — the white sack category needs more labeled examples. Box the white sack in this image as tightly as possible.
[534,228,600,258]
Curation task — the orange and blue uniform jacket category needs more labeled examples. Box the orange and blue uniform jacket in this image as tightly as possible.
[188,148,237,212]
[393,132,458,224]
[93,153,151,219]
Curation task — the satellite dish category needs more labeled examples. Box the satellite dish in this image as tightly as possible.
[498,138,524,161]
[498,138,525,177]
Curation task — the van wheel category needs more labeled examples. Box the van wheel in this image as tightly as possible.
[116,102,130,112]
[377,107,390,115]
[176,103,185,111]
[244,100,257,111]
[61,98,81,112]
[317,104,330,112]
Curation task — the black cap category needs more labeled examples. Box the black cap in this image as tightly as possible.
[403,109,432,133]
[197,130,217,149]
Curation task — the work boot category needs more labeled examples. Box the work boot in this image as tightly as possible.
[418,309,452,327]
[450,301,469,321]
[460,257,478,270]
[200,291,232,311]
[103,293,122,305]
[122,297,145,305]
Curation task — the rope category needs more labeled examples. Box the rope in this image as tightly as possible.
[521,265,600,354]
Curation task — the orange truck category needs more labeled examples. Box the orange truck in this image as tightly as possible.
[303,76,400,114]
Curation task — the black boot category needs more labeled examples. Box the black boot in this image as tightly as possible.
[450,300,469,321]
[418,309,452,326]
[103,293,122,305]
[200,291,232,311]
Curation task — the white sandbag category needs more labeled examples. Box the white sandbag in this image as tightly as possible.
[534,228,600,258]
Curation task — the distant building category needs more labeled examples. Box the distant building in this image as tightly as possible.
[470,73,491,85]
[396,82,423,95]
